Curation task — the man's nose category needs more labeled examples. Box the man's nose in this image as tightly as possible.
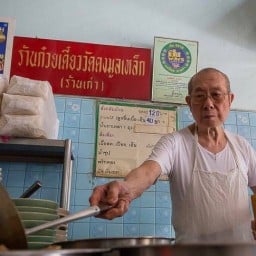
[203,95,215,108]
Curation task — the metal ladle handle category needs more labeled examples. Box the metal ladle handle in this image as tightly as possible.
[25,205,111,235]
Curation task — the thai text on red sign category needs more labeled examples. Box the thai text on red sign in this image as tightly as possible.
[10,36,151,100]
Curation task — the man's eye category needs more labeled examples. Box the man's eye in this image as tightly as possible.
[212,92,222,99]
[195,94,205,99]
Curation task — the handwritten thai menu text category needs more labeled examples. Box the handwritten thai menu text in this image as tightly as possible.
[95,102,177,179]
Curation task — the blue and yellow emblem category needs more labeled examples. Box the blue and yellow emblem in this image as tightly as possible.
[160,42,191,74]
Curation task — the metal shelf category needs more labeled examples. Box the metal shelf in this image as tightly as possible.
[0,138,73,210]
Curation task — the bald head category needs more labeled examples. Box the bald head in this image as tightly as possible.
[188,68,231,95]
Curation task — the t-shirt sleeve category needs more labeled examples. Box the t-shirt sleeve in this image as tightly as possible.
[147,133,176,176]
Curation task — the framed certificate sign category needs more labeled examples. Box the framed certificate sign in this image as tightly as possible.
[0,17,15,80]
[95,101,177,179]
[152,37,198,104]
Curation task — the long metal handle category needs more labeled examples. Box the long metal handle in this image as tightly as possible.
[25,206,101,235]
[20,180,42,198]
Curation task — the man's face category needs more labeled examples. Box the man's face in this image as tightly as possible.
[185,70,234,129]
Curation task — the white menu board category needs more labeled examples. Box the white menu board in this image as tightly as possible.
[95,101,177,179]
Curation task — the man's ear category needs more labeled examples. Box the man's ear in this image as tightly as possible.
[185,95,191,107]
[229,93,234,105]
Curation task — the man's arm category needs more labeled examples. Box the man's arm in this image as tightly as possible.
[89,160,161,219]
[123,160,162,199]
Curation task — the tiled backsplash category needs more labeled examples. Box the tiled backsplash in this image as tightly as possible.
[2,96,256,240]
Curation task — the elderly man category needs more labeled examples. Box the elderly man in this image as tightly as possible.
[90,68,256,243]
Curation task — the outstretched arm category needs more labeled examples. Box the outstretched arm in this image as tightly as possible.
[89,160,161,219]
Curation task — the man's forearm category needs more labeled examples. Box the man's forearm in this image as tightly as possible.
[123,160,161,200]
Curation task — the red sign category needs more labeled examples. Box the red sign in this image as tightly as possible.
[10,36,152,100]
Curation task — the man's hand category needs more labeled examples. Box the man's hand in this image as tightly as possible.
[89,180,132,220]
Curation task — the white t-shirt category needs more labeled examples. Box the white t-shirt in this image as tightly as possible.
[147,127,256,203]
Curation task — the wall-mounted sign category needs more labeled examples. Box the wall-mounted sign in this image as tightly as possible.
[0,17,15,80]
[10,36,151,100]
[152,37,198,104]
[95,101,177,180]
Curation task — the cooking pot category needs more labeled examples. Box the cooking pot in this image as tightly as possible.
[2,243,256,256]
[53,236,174,249]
